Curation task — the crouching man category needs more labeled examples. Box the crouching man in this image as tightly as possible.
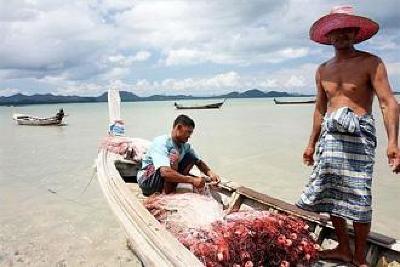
[137,114,221,196]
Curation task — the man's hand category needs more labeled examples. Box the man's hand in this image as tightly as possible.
[303,146,315,166]
[387,144,400,173]
[192,176,206,188]
[207,170,221,186]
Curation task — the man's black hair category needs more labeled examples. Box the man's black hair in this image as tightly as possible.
[173,114,195,128]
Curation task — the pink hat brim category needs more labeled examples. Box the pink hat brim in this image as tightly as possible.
[310,13,379,45]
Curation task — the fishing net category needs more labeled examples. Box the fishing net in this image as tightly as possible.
[144,193,319,267]
[99,136,150,160]
[144,193,225,234]
[100,136,131,155]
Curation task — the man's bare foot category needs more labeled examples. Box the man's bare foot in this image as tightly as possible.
[319,248,352,263]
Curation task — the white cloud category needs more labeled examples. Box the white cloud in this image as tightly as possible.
[264,63,318,93]
[107,50,151,67]
[257,47,310,64]
[108,55,127,64]
[0,1,115,76]
[129,66,317,96]
[208,72,241,88]
[367,36,399,51]
[115,0,315,66]
[259,79,278,88]
[132,51,151,62]
[285,75,306,88]
[0,88,20,96]
[100,67,130,81]
[51,82,104,96]
[93,0,135,14]
[164,47,310,66]
[164,49,208,66]
[387,62,400,76]
[131,71,242,95]
[0,0,398,96]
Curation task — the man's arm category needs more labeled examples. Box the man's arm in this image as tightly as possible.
[196,160,220,184]
[159,167,205,188]
[370,58,400,170]
[196,160,211,176]
[303,65,328,165]
[151,141,204,187]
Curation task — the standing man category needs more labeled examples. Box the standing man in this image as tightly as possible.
[297,6,400,267]
[137,114,220,196]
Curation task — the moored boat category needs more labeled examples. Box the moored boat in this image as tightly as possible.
[174,99,225,110]
[273,98,316,104]
[96,147,400,266]
[12,109,65,126]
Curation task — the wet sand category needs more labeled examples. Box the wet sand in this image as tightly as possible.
[0,174,141,266]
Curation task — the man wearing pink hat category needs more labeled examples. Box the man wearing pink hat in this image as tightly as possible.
[297,6,400,267]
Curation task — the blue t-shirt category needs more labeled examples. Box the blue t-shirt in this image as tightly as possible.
[137,135,199,180]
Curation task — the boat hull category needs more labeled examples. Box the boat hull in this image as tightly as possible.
[13,113,63,126]
[16,118,62,125]
[273,98,316,104]
[174,102,224,109]
[96,149,203,267]
[97,147,400,266]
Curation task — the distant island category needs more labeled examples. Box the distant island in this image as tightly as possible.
[0,89,315,106]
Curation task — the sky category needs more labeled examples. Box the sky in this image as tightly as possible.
[0,0,399,97]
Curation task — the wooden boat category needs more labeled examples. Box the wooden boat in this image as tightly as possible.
[273,98,316,104]
[174,99,225,110]
[13,109,65,126]
[96,146,400,267]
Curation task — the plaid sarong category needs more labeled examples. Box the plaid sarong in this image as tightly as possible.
[297,107,376,222]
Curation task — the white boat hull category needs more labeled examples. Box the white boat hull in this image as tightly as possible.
[16,117,62,125]
[96,149,203,267]
[13,113,63,126]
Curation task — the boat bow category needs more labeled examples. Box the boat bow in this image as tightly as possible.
[96,149,203,267]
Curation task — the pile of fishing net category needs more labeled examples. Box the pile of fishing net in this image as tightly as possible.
[144,193,319,267]
[99,136,150,160]
[179,211,319,267]
[144,193,225,234]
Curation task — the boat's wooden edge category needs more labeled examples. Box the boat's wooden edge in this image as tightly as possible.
[219,179,241,191]
[218,182,400,253]
[235,186,330,224]
[348,229,398,248]
[96,149,203,267]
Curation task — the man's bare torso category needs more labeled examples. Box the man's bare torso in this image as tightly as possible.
[320,50,379,116]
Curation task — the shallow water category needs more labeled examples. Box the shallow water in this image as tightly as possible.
[0,97,399,266]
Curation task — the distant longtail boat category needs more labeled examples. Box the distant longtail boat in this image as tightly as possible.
[12,108,65,126]
[174,99,226,110]
[273,98,316,104]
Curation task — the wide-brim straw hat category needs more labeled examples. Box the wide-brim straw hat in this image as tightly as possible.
[310,5,379,45]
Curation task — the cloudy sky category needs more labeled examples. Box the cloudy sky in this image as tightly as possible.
[0,0,399,97]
